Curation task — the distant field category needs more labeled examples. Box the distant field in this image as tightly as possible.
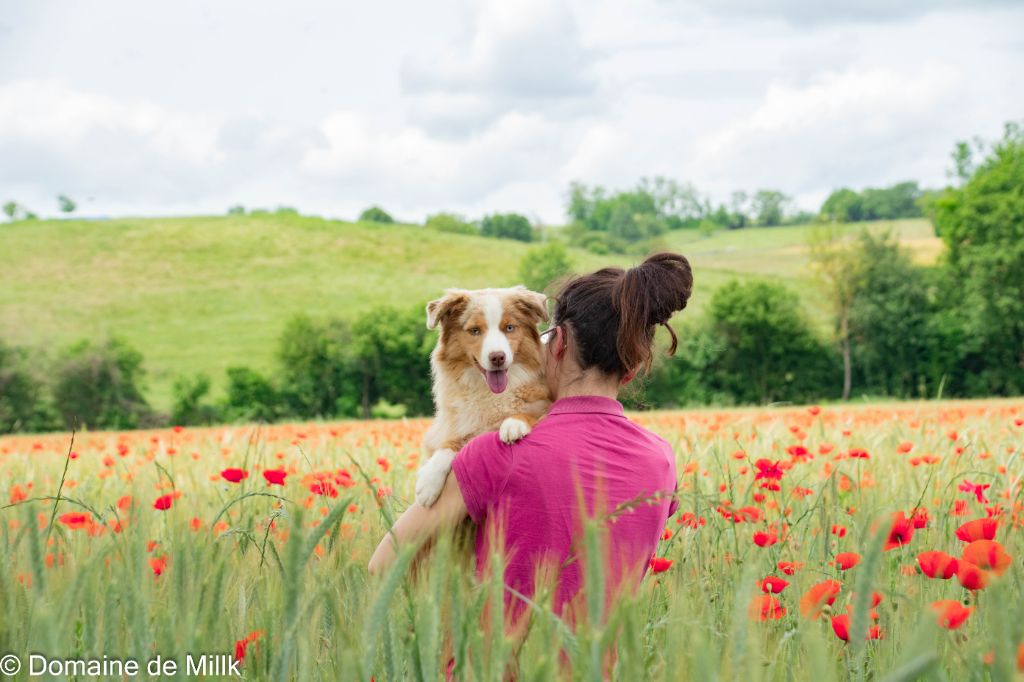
[0,214,940,409]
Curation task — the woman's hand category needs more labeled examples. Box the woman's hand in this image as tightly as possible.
[368,471,469,575]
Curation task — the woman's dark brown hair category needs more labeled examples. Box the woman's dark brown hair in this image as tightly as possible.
[552,252,693,378]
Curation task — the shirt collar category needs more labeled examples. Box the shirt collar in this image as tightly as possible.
[547,395,625,417]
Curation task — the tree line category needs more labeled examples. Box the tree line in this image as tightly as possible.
[1,123,1019,433]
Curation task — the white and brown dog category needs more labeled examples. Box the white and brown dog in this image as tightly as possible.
[415,286,552,506]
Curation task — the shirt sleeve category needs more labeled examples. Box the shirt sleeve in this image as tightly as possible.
[452,431,515,524]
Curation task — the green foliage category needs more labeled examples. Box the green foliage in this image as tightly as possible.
[170,373,221,426]
[848,232,938,398]
[751,190,789,226]
[277,315,360,419]
[701,280,838,404]
[358,206,395,223]
[425,212,477,235]
[821,182,924,222]
[517,242,573,293]
[227,204,246,216]
[221,366,283,423]
[57,194,76,213]
[52,337,150,430]
[480,213,533,242]
[931,121,1024,394]
[0,340,57,433]
[351,306,433,418]
[370,399,407,419]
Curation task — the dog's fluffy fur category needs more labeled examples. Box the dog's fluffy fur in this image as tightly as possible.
[415,286,551,506]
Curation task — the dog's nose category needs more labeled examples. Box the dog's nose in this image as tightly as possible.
[488,351,506,368]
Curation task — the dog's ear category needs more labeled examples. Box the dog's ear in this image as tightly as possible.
[510,286,549,325]
[426,290,469,330]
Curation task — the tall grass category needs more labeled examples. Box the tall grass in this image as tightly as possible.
[0,400,1021,680]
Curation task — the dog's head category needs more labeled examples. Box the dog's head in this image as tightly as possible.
[426,286,548,394]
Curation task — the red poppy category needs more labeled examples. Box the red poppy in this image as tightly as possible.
[753,530,778,547]
[955,518,998,542]
[800,580,842,619]
[754,459,784,481]
[234,630,263,664]
[883,511,915,551]
[150,555,167,577]
[262,469,287,486]
[649,557,673,574]
[831,614,882,642]
[154,494,174,511]
[831,524,847,538]
[749,594,786,621]
[759,576,789,593]
[958,479,991,504]
[778,561,804,575]
[961,540,1012,576]
[931,600,973,630]
[310,481,338,498]
[917,551,958,579]
[834,552,861,570]
[910,508,929,529]
[221,468,249,483]
[59,512,92,530]
[955,560,990,590]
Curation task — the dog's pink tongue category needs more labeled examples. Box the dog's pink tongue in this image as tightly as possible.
[485,369,509,394]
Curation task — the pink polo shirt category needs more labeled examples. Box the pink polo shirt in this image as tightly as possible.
[452,395,678,622]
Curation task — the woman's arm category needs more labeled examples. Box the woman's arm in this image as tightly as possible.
[367,472,468,575]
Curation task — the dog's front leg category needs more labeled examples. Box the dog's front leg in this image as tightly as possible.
[415,443,459,507]
[499,413,538,444]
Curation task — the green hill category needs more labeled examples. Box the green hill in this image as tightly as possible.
[0,213,940,408]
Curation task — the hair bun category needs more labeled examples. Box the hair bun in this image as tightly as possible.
[633,252,693,326]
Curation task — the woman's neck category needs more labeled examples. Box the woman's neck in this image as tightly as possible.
[555,369,621,401]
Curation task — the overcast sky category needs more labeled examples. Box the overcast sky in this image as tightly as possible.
[1,0,1021,223]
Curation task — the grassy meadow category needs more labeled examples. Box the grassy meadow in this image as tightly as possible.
[0,214,939,409]
[0,400,1021,680]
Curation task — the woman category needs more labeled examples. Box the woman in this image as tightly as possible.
[368,252,693,631]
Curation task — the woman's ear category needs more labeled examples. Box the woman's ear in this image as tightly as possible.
[620,370,636,386]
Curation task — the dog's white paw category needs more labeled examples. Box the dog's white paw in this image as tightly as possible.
[415,448,456,507]
[499,417,531,444]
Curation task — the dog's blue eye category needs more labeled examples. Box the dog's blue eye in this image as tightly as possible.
[468,328,480,335]
[505,324,515,332]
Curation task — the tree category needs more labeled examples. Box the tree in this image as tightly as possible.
[52,338,150,430]
[848,232,936,398]
[358,206,394,223]
[751,190,789,226]
[425,212,477,235]
[702,280,836,404]
[277,314,359,418]
[351,306,433,418]
[931,121,1024,394]
[807,225,862,400]
[57,195,77,214]
[820,188,863,222]
[170,373,221,426]
[480,213,533,242]
[3,201,21,221]
[220,367,282,422]
[0,341,58,433]
[518,242,573,293]
[227,205,246,216]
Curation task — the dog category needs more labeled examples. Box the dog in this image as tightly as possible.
[415,285,552,506]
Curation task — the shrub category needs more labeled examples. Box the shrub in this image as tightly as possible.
[277,314,360,418]
[425,212,477,235]
[351,306,433,418]
[0,341,58,433]
[220,367,283,423]
[480,213,533,242]
[358,206,395,223]
[702,280,838,404]
[517,242,572,294]
[371,399,407,419]
[52,337,150,430]
[170,374,221,426]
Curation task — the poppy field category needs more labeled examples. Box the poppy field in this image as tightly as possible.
[1,400,1022,681]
